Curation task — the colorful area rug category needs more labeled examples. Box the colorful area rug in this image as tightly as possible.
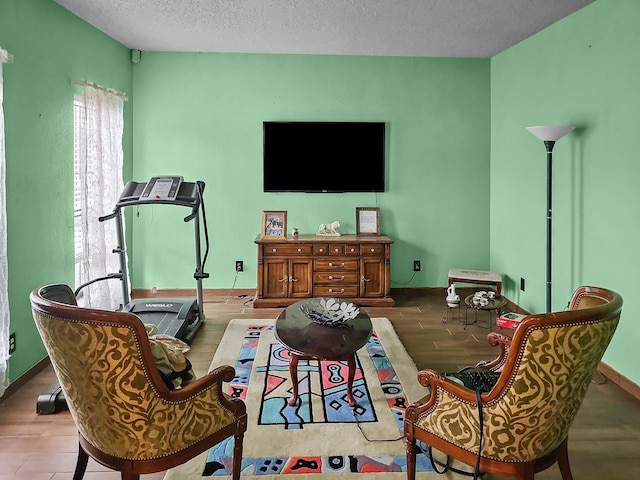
[164,317,452,479]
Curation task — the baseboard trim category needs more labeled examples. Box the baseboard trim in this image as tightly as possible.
[0,356,51,402]
[598,362,640,401]
[131,288,257,301]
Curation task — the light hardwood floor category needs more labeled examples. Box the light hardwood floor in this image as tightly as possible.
[1,288,639,479]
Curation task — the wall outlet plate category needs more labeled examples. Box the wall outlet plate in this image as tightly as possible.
[236,260,244,272]
[413,260,421,271]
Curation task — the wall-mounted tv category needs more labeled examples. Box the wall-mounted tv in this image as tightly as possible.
[263,121,385,193]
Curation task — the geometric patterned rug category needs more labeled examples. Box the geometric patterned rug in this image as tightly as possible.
[164,317,444,479]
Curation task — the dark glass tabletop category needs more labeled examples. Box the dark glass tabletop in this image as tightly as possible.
[274,298,372,359]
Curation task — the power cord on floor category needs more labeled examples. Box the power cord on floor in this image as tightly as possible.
[390,271,417,286]
[351,405,403,443]
[205,270,239,304]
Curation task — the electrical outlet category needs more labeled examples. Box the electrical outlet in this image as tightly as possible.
[413,260,421,272]
[9,333,15,354]
[520,277,526,291]
[235,260,244,272]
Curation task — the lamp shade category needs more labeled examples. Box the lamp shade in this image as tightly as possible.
[526,125,575,141]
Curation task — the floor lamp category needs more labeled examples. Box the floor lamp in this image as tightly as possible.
[526,125,575,313]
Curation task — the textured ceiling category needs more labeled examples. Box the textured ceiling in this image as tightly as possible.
[54,0,595,58]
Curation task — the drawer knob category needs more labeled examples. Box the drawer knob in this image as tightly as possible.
[334,248,340,252]
[328,275,345,281]
[272,248,277,252]
[319,248,324,252]
[350,248,355,252]
[328,288,345,293]
[328,262,346,268]
[370,248,375,252]
[297,248,302,252]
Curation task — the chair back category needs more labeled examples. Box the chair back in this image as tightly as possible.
[485,286,622,461]
[30,284,237,461]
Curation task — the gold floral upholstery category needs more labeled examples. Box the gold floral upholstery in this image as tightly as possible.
[404,286,623,480]
[30,284,247,480]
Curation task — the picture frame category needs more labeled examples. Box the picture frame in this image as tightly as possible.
[356,207,380,235]
[261,210,287,239]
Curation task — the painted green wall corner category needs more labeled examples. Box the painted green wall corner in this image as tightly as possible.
[0,0,133,380]
[490,0,640,384]
[131,53,491,292]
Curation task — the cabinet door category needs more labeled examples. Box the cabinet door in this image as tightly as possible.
[263,258,289,298]
[360,258,385,298]
[288,259,313,298]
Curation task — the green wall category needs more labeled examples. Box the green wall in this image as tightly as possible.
[131,53,491,291]
[490,0,640,384]
[0,0,133,380]
[10,0,635,388]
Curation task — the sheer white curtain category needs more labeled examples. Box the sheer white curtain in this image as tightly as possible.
[0,47,11,397]
[75,82,127,310]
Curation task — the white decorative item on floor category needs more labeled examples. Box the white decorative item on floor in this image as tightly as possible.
[446,283,460,307]
[316,220,341,236]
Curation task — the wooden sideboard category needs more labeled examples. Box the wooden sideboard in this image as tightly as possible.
[254,234,394,308]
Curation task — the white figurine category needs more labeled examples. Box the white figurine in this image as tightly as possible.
[316,221,341,236]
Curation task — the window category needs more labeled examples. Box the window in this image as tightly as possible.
[72,83,126,309]
[73,96,88,286]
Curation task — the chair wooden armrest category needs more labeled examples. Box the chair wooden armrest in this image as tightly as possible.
[477,331,512,371]
[409,368,491,416]
[168,365,246,417]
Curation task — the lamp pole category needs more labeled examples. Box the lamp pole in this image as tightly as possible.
[526,126,575,313]
[544,140,555,314]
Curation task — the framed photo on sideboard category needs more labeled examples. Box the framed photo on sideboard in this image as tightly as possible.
[356,207,380,235]
[261,210,287,238]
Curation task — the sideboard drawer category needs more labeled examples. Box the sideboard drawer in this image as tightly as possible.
[314,285,359,297]
[314,259,359,270]
[264,244,313,256]
[313,272,359,284]
[345,245,359,256]
[313,244,329,255]
[329,244,346,255]
[361,244,385,256]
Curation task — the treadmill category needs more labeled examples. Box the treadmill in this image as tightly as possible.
[99,176,209,344]
[37,176,209,414]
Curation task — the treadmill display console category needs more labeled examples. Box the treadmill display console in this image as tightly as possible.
[141,176,183,201]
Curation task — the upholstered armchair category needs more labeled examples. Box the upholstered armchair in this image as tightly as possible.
[30,284,247,480]
[404,286,623,480]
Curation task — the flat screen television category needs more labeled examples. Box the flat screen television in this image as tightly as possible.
[263,121,385,193]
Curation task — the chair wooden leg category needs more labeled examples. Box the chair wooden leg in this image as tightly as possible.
[515,463,535,480]
[405,438,417,480]
[72,442,89,480]
[232,431,245,480]
[557,442,574,480]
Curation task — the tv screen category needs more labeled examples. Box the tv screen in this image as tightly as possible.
[263,121,385,193]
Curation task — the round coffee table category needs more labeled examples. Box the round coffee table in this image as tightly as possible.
[274,297,372,407]
[464,294,508,330]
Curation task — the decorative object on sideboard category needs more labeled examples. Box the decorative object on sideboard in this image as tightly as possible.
[446,284,460,307]
[356,207,380,235]
[526,125,575,312]
[291,227,299,238]
[261,210,287,239]
[316,220,341,236]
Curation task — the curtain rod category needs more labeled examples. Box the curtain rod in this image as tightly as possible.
[71,80,128,100]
